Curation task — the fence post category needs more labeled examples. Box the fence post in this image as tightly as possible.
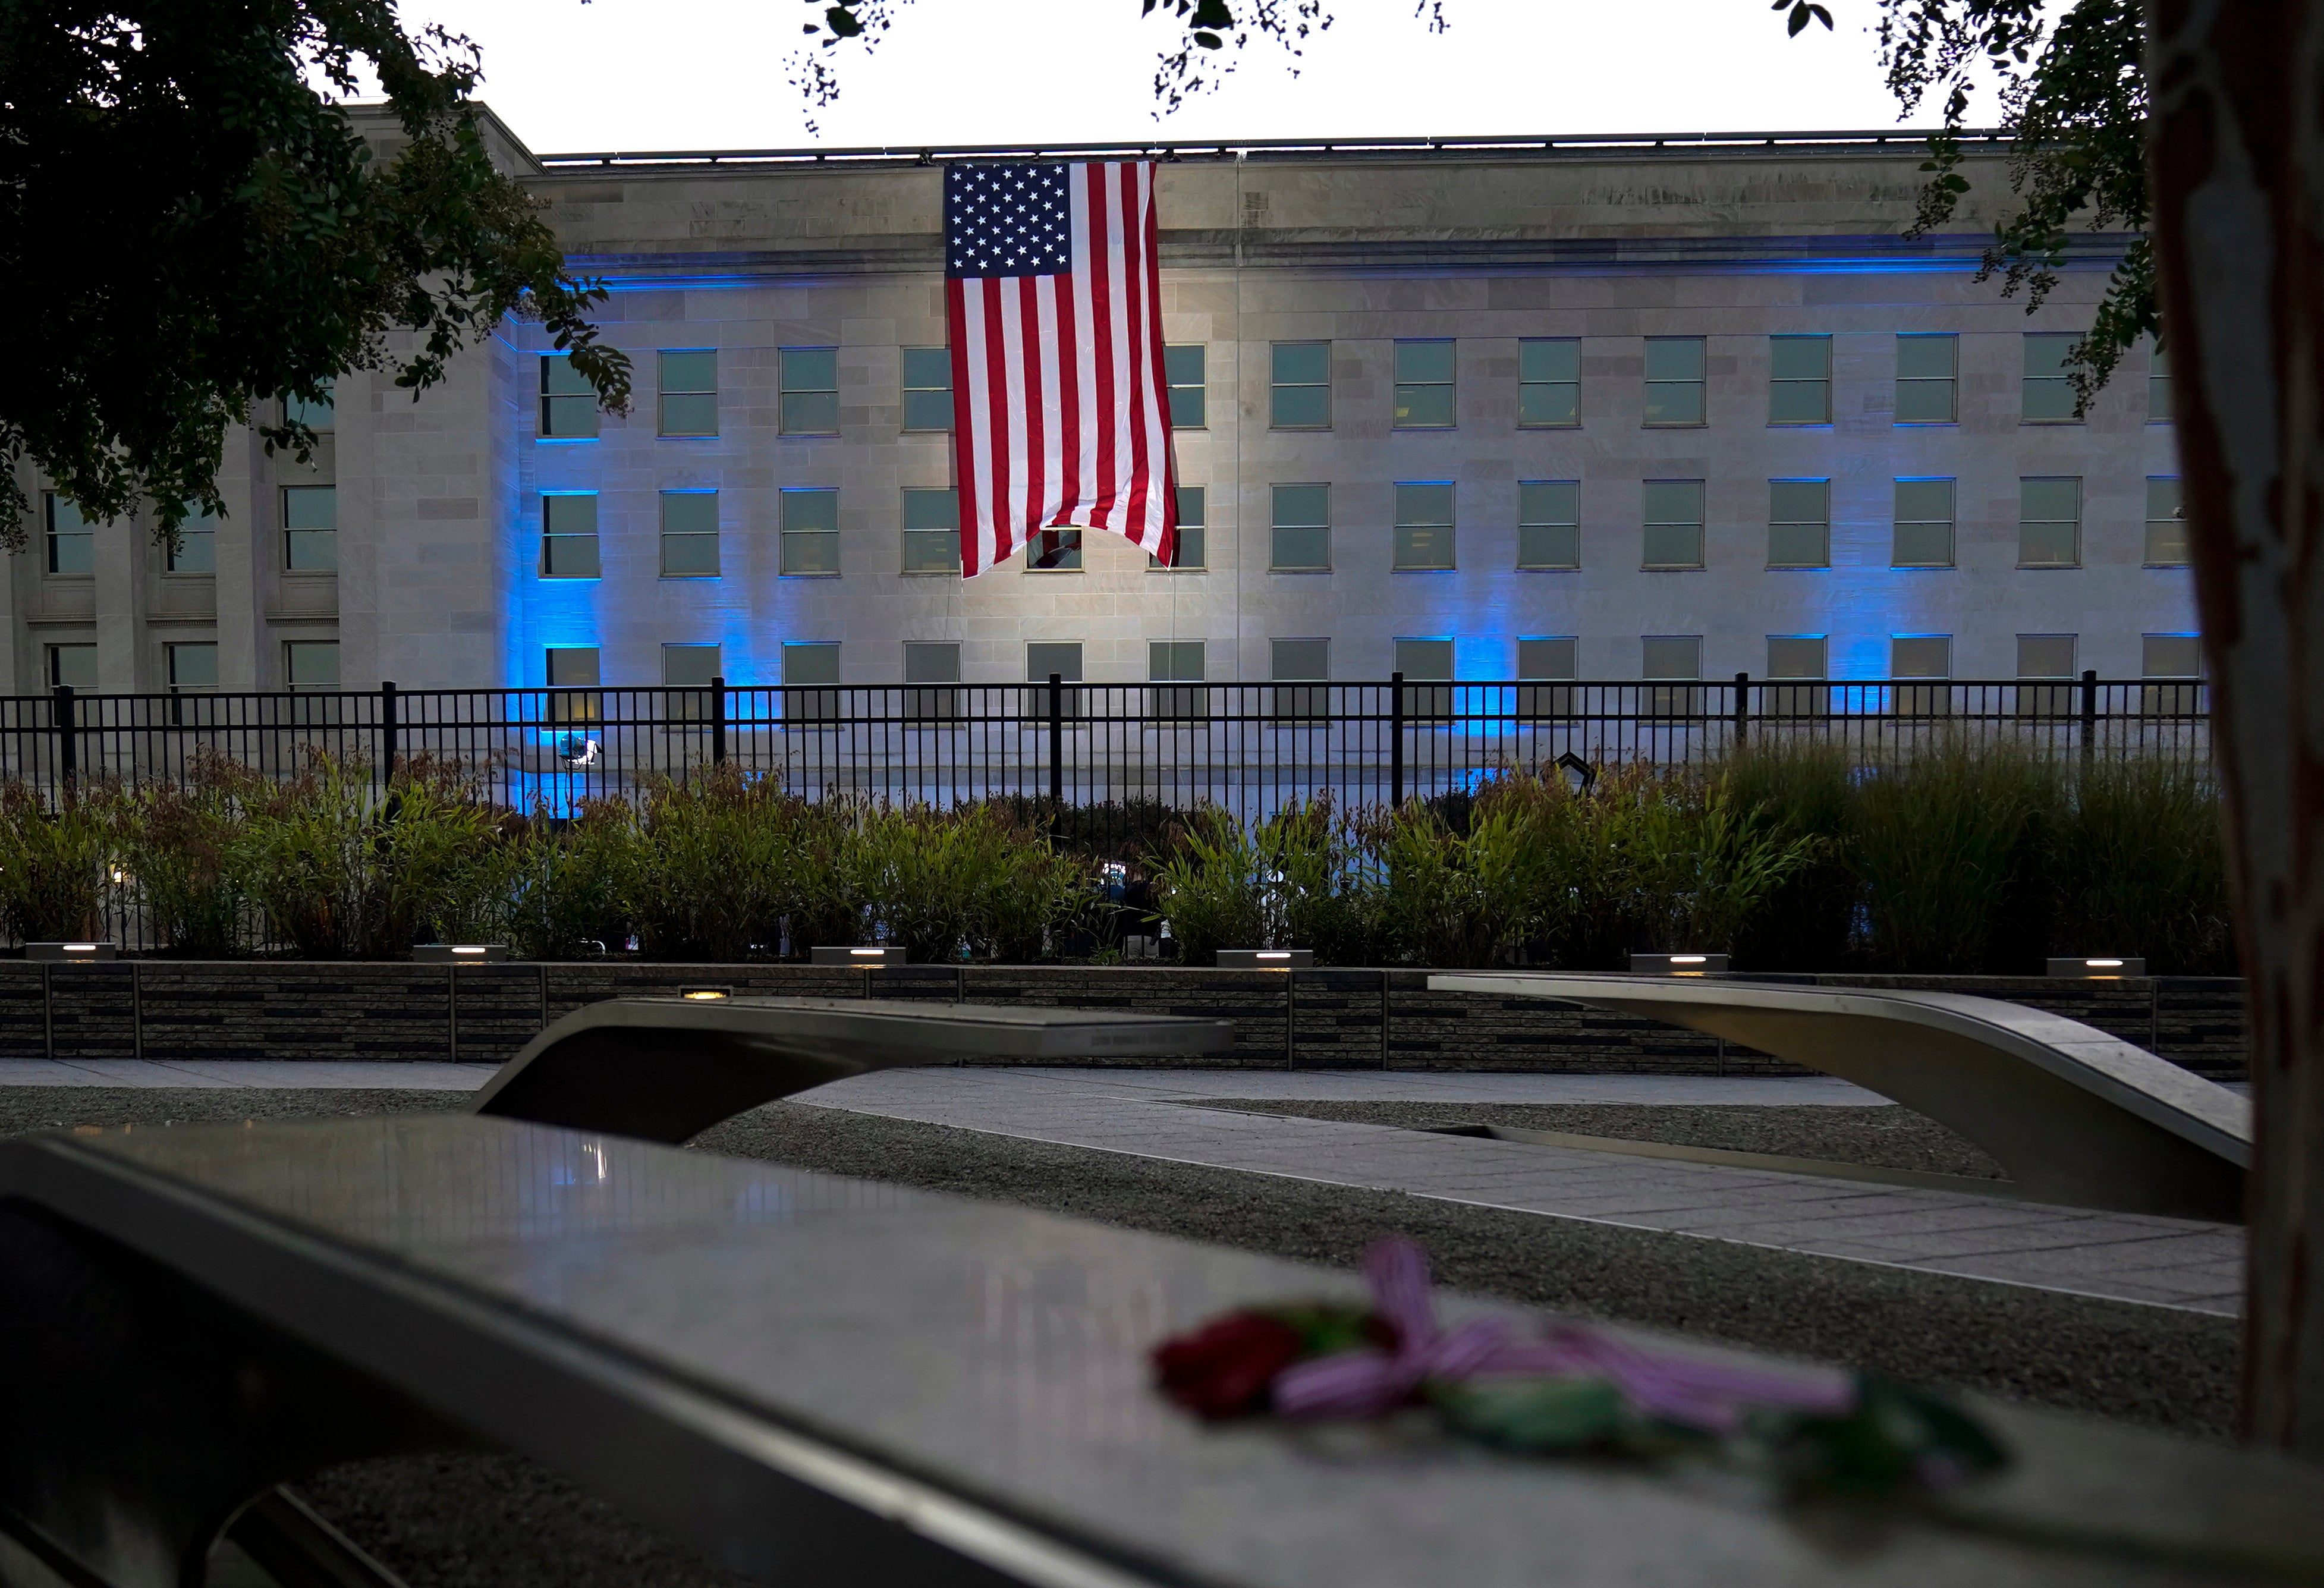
[1048,673,1064,815]
[52,684,74,792]
[1390,672,1405,807]
[2080,668,2099,764]
[1733,671,1750,748]
[711,675,727,766]
[379,680,398,788]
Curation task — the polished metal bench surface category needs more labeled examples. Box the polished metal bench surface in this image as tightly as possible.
[1430,973,2251,1223]
[469,995,1238,1142]
[1,1114,2315,1588]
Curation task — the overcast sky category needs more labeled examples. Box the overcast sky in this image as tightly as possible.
[392,0,1945,154]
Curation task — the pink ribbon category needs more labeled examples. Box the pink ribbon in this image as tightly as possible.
[1271,1238,1857,1432]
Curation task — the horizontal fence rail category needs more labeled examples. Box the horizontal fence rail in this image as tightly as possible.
[12,672,2210,822]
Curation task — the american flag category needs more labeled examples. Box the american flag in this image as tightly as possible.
[945,161,1176,576]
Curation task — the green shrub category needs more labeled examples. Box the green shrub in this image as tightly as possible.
[1720,740,1859,970]
[115,751,260,955]
[0,780,117,944]
[502,800,635,961]
[1849,741,2060,972]
[2049,759,2232,973]
[1147,808,1271,962]
[621,766,825,960]
[845,800,1089,961]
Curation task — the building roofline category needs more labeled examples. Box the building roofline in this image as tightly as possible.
[532,127,2002,171]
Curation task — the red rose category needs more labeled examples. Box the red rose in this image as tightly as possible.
[1152,1311,1307,1420]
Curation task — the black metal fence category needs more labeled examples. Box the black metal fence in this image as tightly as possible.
[12,671,2210,819]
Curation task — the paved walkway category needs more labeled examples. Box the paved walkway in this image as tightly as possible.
[0,1059,2244,1316]
[800,1067,2247,1317]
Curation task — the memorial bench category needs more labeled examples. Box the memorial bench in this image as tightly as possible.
[1431,973,2251,1223]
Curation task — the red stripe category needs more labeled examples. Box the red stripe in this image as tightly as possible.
[1117,168,1153,546]
[1139,166,1178,565]
[1052,264,1081,524]
[944,278,982,574]
[1085,163,1118,529]
[979,276,1014,567]
[1017,273,1046,542]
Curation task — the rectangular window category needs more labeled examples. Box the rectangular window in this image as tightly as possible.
[901,347,953,432]
[2149,339,2173,423]
[2144,633,2205,716]
[660,491,721,578]
[2145,477,2188,566]
[285,640,339,693]
[782,642,841,724]
[283,485,337,571]
[2017,633,2078,718]
[546,646,602,723]
[166,502,216,574]
[2019,477,2083,568]
[658,350,718,438]
[47,643,96,691]
[1517,636,1577,718]
[1271,637,1329,721]
[1028,527,1083,572]
[1518,338,1580,428]
[166,642,219,695]
[779,347,840,435]
[901,488,961,574]
[1393,482,1455,570]
[1151,486,1206,570]
[1891,635,1952,716]
[1895,334,1958,424]
[1765,634,1830,716]
[666,642,724,721]
[283,381,334,433]
[1641,634,1703,716]
[1768,335,1832,424]
[2023,333,2080,422]
[539,354,597,439]
[1643,337,1705,426]
[1149,640,1207,719]
[903,641,960,722]
[1768,479,1831,569]
[44,493,93,576]
[1641,480,1705,570]
[1392,339,1455,429]
[1395,637,1454,721]
[1026,640,1083,720]
[1165,344,1206,429]
[1271,484,1330,571]
[1892,479,1956,568]
[1517,480,1580,570]
[542,494,601,578]
[1270,341,1331,429]
[779,488,839,576]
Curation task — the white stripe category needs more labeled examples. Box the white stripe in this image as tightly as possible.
[1036,276,1064,529]
[1129,165,1169,555]
[1103,162,1135,532]
[1068,166,1100,529]
[957,285,999,574]
[996,281,1031,562]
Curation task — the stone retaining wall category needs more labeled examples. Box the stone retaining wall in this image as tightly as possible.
[2,963,2250,1082]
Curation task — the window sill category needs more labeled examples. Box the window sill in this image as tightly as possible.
[1268,566,1332,574]
[902,568,965,577]
[778,430,842,440]
[657,432,720,441]
[1767,422,1834,430]
[539,573,603,581]
[1893,421,1959,428]
[900,427,954,436]
[1892,562,1958,571]
[1641,564,1706,573]
[2019,419,2084,426]
[2015,562,2084,571]
[778,571,840,579]
[1268,426,1333,433]
[1392,565,1457,574]
[660,573,724,581]
[1641,423,1709,430]
[534,435,600,445]
[2143,561,2193,570]
[1517,423,1583,432]
[1391,426,1457,433]
[1766,564,1832,572]
[1147,565,1207,574]
[1515,563,1581,572]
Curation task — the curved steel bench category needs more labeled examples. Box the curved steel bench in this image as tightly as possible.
[1428,974,2251,1224]
[468,995,1238,1143]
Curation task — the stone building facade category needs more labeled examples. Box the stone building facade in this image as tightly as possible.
[6,115,2195,699]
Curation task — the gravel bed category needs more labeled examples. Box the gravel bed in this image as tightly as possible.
[1185,1099,2008,1181]
[0,1086,2238,1587]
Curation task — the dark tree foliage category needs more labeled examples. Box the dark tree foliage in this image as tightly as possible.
[0,0,632,549]
[1811,0,2151,411]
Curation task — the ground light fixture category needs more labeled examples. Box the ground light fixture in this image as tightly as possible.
[24,942,115,962]
[412,944,508,963]
[1628,952,1729,976]
[2048,956,2147,979]
[1216,948,1314,969]
[813,946,907,967]
[679,988,732,1001]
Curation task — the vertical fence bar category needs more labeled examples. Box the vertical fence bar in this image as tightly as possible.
[1733,671,1749,749]
[1390,673,1405,807]
[2079,668,2098,766]
[379,681,399,788]
[711,675,727,766]
[52,685,74,793]
[1048,674,1064,818]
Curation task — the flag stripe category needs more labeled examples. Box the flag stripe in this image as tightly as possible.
[946,159,1174,575]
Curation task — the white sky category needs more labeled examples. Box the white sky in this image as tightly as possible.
[388,0,1942,155]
